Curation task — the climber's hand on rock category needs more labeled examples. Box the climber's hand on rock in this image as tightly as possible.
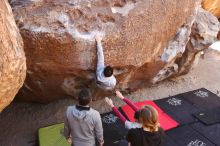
[116,90,124,99]
[95,35,102,43]
[105,97,114,107]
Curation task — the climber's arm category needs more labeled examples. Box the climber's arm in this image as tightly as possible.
[95,35,105,75]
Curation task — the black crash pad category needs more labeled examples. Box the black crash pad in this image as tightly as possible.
[166,125,215,146]
[101,111,128,146]
[154,95,199,124]
[191,122,220,146]
[193,107,220,125]
[182,88,220,110]
[163,134,178,146]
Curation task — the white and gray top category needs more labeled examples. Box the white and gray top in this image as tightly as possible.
[125,120,142,129]
[96,42,116,90]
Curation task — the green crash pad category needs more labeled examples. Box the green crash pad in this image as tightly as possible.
[38,123,70,146]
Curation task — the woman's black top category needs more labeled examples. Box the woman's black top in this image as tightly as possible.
[126,128,164,146]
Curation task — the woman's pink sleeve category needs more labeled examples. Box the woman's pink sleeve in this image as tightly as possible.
[123,98,140,111]
[112,107,126,123]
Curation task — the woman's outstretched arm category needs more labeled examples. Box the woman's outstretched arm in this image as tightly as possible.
[116,91,139,111]
[105,97,126,123]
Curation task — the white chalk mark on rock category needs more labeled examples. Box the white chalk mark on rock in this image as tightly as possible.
[61,77,76,96]
[23,11,105,41]
[55,11,105,41]
[111,2,135,16]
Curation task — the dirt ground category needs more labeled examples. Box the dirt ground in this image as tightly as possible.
[0,58,220,146]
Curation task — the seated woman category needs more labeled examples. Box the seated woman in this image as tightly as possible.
[105,91,142,129]
[125,105,164,146]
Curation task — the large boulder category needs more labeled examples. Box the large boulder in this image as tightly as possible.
[11,0,200,102]
[202,0,220,18]
[0,0,26,111]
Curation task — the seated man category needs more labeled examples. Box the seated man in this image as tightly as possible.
[95,35,116,90]
[64,88,104,146]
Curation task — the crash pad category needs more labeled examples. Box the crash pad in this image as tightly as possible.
[193,107,220,125]
[182,88,220,110]
[154,95,200,124]
[162,134,178,146]
[166,125,215,146]
[38,123,70,146]
[121,100,179,131]
[191,122,220,146]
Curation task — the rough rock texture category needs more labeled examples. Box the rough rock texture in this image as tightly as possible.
[153,7,220,81]
[0,0,26,111]
[11,0,203,102]
[218,31,220,40]
[176,8,220,75]
[202,0,220,18]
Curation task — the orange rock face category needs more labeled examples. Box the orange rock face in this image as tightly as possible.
[0,0,26,111]
[202,0,220,18]
[10,0,217,102]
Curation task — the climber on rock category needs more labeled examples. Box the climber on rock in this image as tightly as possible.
[95,35,116,90]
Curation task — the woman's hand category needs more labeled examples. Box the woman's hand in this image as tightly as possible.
[115,90,124,99]
[105,97,114,107]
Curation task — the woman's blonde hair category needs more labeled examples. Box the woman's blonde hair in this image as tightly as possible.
[140,105,159,132]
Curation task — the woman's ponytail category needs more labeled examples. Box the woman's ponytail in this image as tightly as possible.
[140,105,159,132]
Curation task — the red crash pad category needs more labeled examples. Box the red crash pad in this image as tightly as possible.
[121,100,179,131]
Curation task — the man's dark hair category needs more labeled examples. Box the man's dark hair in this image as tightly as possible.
[134,110,141,121]
[78,89,92,106]
[104,66,113,77]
